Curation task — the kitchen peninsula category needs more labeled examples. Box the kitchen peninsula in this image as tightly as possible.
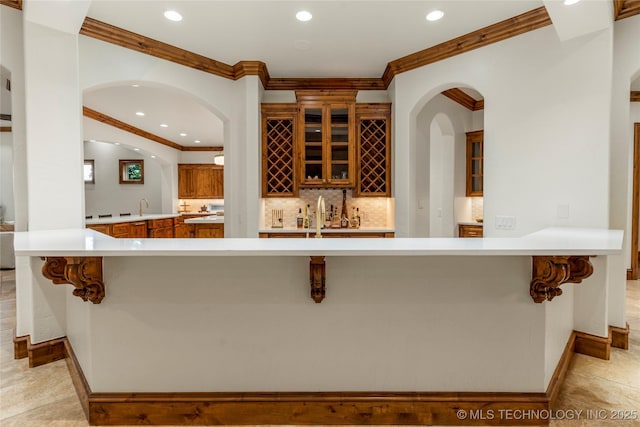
[85,213,224,238]
[13,227,623,425]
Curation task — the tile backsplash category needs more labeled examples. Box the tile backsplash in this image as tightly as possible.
[262,189,393,229]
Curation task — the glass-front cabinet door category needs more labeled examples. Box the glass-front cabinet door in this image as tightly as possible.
[466,130,484,197]
[298,93,355,188]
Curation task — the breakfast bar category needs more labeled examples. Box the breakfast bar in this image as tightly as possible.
[13,227,623,425]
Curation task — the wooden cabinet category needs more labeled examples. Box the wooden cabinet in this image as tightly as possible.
[111,222,130,238]
[129,221,148,238]
[147,218,174,238]
[355,103,392,196]
[261,104,298,197]
[297,91,356,188]
[178,164,224,199]
[466,130,483,197]
[194,223,224,238]
[173,216,195,238]
[458,224,483,238]
[86,223,112,236]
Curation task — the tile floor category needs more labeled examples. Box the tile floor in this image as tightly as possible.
[1,268,639,426]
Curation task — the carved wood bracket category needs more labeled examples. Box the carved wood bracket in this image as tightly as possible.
[530,256,594,303]
[41,257,105,304]
[309,256,326,303]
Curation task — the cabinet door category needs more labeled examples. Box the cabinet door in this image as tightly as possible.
[355,103,391,197]
[195,224,224,238]
[178,165,195,198]
[129,221,148,238]
[86,224,112,236]
[209,168,224,198]
[327,104,355,186]
[300,104,325,185]
[261,104,298,197]
[466,131,483,197]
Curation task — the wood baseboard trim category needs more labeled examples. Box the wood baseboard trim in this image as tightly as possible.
[546,332,575,406]
[13,332,66,367]
[13,330,28,359]
[574,331,611,360]
[610,323,630,350]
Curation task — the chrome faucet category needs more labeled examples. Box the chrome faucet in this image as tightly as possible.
[139,198,149,216]
[315,195,325,238]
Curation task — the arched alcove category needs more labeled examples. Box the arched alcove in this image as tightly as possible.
[412,85,485,237]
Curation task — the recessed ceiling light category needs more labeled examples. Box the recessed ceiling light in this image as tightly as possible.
[134,148,140,151]
[563,0,581,4]
[180,132,187,137]
[151,155,156,159]
[135,111,145,116]
[426,10,444,21]
[194,140,201,143]
[132,84,140,88]
[89,139,96,142]
[164,10,182,21]
[296,10,312,22]
[160,123,168,128]
[114,142,120,145]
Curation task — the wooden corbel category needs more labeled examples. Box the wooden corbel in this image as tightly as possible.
[309,256,326,303]
[530,256,594,303]
[41,257,105,304]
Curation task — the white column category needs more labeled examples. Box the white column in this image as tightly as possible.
[23,20,84,230]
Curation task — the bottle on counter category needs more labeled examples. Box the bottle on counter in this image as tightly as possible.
[296,208,303,229]
[302,205,310,229]
[340,189,349,228]
[350,207,358,229]
[331,207,341,228]
[356,207,361,228]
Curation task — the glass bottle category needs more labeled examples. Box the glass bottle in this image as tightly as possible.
[296,208,303,229]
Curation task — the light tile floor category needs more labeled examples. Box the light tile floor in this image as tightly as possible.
[1,268,639,426]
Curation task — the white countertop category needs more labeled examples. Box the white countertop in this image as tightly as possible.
[185,215,225,224]
[458,221,484,227]
[259,227,394,233]
[86,214,178,225]
[13,227,623,257]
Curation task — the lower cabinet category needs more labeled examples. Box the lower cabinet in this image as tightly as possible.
[194,223,224,238]
[147,218,175,238]
[458,224,483,238]
[86,223,112,236]
[129,221,148,238]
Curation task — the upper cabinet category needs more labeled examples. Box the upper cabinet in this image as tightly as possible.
[297,90,356,188]
[466,130,483,197]
[261,103,298,197]
[178,164,224,199]
[355,103,391,197]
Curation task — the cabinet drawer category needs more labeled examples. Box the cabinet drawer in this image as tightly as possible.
[148,218,174,229]
[111,222,130,237]
[459,224,483,238]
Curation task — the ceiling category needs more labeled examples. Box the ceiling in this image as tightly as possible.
[12,0,628,150]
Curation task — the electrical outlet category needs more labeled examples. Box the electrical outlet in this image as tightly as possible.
[495,215,516,230]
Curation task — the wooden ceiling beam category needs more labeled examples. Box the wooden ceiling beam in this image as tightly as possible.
[382,6,552,87]
[83,106,219,152]
[613,0,640,20]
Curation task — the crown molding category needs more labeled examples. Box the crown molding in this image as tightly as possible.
[613,0,640,20]
[83,106,219,152]
[0,0,21,10]
[79,7,552,91]
[383,7,552,87]
[441,88,484,111]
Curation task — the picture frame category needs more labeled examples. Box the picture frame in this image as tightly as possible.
[119,159,144,184]
[84,159,95,184]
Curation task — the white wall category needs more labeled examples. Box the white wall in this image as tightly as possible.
[0,132,14,222]
[83,141,163,217]
[0,6,27,231]
[393,26,613,238]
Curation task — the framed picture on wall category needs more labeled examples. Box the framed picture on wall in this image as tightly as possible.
[119,159,144,184]
[84,159,95,184]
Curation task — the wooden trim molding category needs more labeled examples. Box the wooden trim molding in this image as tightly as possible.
[13,330,28,359]
[0,0,22,10]
[41,256,105,304]
[13,333,66,367]
[574,331,611,360]
[530,256,594,303]
[0,126,11,132]
[441,88,484,111]
[79,7,552,91]
[631,91,640,102]
[383,7,552,87]
[614,0,640,20]
[309,256,326,303]
[0,113,11,121]
[610,323,630,350]
[83,106,219,152]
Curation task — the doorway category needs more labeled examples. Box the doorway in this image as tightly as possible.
[631,123,640,279]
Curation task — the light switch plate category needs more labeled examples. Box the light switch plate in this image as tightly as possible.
[495,215,516,230]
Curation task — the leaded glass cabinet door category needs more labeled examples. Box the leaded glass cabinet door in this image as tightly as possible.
[466,130,483,197]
